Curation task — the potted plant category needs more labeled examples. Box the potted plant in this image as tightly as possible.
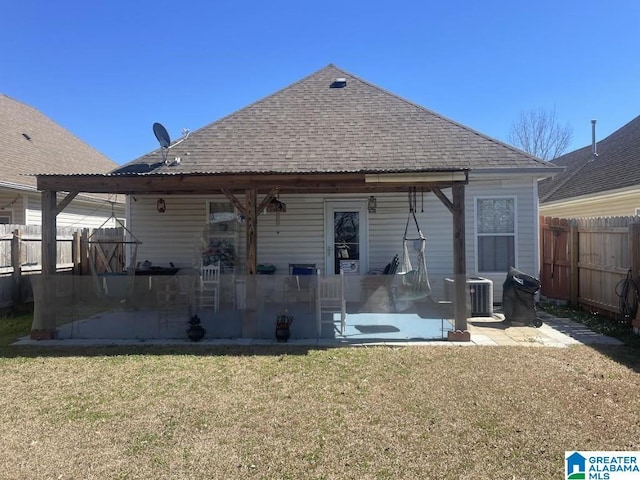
[275,310,294,342]
[187,314,206,341]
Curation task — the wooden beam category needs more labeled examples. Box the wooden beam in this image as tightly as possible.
[36,172,468,196]
[55,191,79,215]
[431,186,454,214]
[256,188,279,213]
[221,189,247,217]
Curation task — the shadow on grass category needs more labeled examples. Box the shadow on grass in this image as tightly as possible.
[539,303,640,374]
[0,344,335,359]
[586,344,640,375]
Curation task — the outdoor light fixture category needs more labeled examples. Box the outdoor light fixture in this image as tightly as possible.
[368,195,377,213]
[157,198,166,213]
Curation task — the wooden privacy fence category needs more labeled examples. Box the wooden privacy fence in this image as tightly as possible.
[540,216,640,319]
[0,225,125,310]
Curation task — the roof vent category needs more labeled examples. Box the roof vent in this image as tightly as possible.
[330,78,347,88]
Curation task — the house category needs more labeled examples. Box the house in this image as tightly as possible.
[0,94,124,226]
[32,64,560,341]
[539,116,640,217]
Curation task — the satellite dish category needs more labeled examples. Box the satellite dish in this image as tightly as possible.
[152,122,171,149]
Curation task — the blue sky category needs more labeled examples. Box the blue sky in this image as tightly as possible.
[2,0,639,165]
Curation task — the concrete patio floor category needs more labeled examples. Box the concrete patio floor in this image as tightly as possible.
[13,309,624,348]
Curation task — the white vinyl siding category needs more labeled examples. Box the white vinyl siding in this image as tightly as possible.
[25,194,124,228]
[539,187,640,218]
[469,178,538,301]
[0,191,25,224]
[128,178,540,305]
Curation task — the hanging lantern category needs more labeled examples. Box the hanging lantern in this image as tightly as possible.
[368,195,377,213]
[266,197,287,213]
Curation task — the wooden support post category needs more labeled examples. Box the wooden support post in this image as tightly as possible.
[11,229,22,308]
[245,188,257,275]
[569,222,579,307]
[242,188,259,337]
[32,190,58,339]
[448,183,470,341]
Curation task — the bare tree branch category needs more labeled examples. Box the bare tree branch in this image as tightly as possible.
[508,107,573,160]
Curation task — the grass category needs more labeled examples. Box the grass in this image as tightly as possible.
[1,314,639,479]
[0,312,32,345]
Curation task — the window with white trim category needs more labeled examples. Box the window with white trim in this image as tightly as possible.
[476,197,515,272]
[0,211,11,224]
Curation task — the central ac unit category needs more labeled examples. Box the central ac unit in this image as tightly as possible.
[444,277,494,317]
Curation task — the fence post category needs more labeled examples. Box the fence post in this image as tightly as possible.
[569,221,579,306]
[80,228,89,275]
[629,223,640,286]
[72,230,81,274]
[11,228,22,306]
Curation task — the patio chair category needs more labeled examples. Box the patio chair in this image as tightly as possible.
[199,260,221,312]
[283,263,316,310]
[316,268,346,335]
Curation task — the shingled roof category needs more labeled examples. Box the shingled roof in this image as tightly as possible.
[114,64,550,176]
[0,94,118,190]
[539,115,640,203]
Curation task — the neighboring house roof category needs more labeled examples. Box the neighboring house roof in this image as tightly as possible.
[539,115,640,203]
[114,64,551,176]
[0,94,120,191]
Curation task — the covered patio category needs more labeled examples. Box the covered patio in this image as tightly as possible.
[29,64,559,342]
[31,259,458,342]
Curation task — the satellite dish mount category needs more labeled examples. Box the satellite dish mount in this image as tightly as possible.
[152,122,190,165]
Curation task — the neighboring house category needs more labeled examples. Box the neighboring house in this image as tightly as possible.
[539,115,640,217]
[34,64,560,339]
[0,94,124,227]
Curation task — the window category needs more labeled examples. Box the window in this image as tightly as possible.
[476,197,515,272]
[0,211,11,224]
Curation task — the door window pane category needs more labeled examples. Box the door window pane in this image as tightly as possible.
[334,211,359,273]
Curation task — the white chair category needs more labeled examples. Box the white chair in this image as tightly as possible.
[199,260,221,312]
[316,269,347,336]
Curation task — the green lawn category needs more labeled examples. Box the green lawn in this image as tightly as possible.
[1,315,638,479]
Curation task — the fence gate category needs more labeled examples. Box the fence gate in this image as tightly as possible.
[86,227,126,274]
[540,217,570,301]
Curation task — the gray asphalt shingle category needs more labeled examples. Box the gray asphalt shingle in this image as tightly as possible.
[539,115,640,203]
[116,64,549,175]
[0,95,119,188]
